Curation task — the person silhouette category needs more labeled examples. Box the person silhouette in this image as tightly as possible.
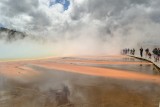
[140,47,143,57]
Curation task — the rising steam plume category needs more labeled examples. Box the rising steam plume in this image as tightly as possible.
[0,0,160,59]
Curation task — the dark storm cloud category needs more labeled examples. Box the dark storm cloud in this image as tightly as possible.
[149,10,160,23]
[129,0,151,5]
[0,0,39,17]
[0,0,160,50]
[83,1,158,34]
[67,0,156,42]
[29,11,52,30]
[71,0,151,21]
[0,0,52,32]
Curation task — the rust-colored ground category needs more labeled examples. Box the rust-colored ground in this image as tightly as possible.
[0,55,160,107]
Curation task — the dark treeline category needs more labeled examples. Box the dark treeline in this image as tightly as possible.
[0,27,27,42]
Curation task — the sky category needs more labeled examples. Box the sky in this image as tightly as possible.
[0,23,4,28]
[0,0,160,58]
[49,0,70,10]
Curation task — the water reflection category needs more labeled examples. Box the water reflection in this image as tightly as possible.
[0,56,160,107]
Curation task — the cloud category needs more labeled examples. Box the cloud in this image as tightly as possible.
[0,0,160,57]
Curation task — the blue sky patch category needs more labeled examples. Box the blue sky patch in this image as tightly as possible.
[49,0,70,10]
[0,23,4,28]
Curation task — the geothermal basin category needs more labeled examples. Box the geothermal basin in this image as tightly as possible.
[0,55,160,107]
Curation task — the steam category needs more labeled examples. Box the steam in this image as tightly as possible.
[0,0,160,59]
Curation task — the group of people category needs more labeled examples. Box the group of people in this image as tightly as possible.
[152,48,160,62]
[122,47,160,62]
[139,47,160,62]
[139,48,152,59]
[122,48,135,55]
